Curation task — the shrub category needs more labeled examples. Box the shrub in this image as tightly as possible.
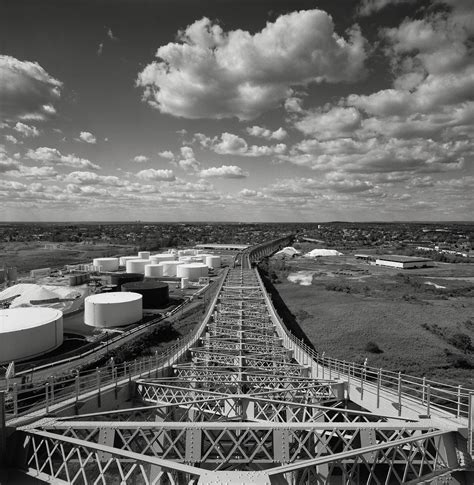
[448,333,472,354]
[365,341,383,354]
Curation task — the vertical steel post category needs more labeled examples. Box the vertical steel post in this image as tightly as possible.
[75,371,80,404]
[397,372,402,416]
[96,368,101,408]
[377,369,381,408]
[457,385,461,418]
[427,384,431,417]
[0,392,5,466]
[45,382,49,413]
[468,393,474,457]
[422,377,426,404]
[12,383,18,417]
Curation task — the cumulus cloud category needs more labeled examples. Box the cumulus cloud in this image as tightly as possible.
[294,107,362,139]
[62,171,124,186]
[358,0,412,16]
[5,135,19,144]
[133,155,149,163]
[280,136,470,174]
[158,150,175,160]
[78,131,97,144]
[198,132,287,157]
[176,146,200,171]
[13,122,40,137]
[135,168,176,181]
[199,165,249,178]
[0,55,62,121]
[107,28,119,41]
[137,10,367,120]
[7,165,58,179]
[26,147,101,170]
[246,126,287,140]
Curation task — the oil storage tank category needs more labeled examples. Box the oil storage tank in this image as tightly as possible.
[144,264,163,278]
[150,254,176,264]
[177,263,208,281]
[126,259,149,274]
[159,261,182,277]
[84,292,142,328]
[0,308,63,363]
[138,251,150,260]
[108,272,143,289]
[119,256,140,266]
[205,255,221,269]
[122,281,168,308]
[92,258,119,272]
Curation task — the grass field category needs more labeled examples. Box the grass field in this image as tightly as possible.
[0,241,135,275]
[264,249,474,387]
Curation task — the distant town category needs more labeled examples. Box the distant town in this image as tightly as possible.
[0,221,472,263]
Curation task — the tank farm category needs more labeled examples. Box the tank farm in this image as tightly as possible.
[2,237,473,484]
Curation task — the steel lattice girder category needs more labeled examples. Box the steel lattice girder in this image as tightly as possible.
[15,262,468,484]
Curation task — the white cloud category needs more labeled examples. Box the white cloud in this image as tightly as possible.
[294,107,362,139]
[201,132,287,157]
[26,147,101,170]
[13,122,40,138]
[62,171,124,186]
[0,55,62,121]
[158,150,175,160]
[107,28,118,41]
[246,126,287,140]
[135,168,176,181]
[7,165,58,179]
[137,10,367,120]
[133,155,149,163]
[199,165,249,179]
[177,146,200,171]
[280,136,470,174]
[78,131,97,144]
[358,0,412,16]
[97,43,104,56]
[5,135,19,144]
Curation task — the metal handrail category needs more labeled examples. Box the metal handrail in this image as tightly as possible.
[4,272,227,420]
[254,266,473,420]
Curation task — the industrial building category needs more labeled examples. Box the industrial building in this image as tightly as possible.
[375,255,435,269]
[0,307,63,363]
[195,243,249,251]
[84,292,142,328]
[121,281,169,308]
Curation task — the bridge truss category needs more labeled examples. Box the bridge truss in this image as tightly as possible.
[3,236,473,484]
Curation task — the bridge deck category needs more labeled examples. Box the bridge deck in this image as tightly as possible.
[2,236,473,484]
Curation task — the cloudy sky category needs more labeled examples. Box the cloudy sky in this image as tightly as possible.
[1,0,473,222]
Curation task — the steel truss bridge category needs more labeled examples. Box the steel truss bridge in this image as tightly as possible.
[1,236,473,484]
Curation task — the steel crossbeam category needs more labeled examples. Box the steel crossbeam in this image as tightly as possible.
[14,258,469,484]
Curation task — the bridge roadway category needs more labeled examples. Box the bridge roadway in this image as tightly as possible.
[1,235,473,484]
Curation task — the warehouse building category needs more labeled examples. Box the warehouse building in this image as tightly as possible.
[375,255,434,269]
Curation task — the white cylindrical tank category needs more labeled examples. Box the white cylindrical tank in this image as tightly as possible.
[150,254,176,264]
[0,308,63,363]
[144,264,163,278]
[119,256,140,266]
[138,251,150,260]
[181,277,189,289]
[84,292,142,328]
[92,258,119,272]
[176,263,208,281]
[159,261,182,276]
[126,259,149,274]
[206,255,221,269]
